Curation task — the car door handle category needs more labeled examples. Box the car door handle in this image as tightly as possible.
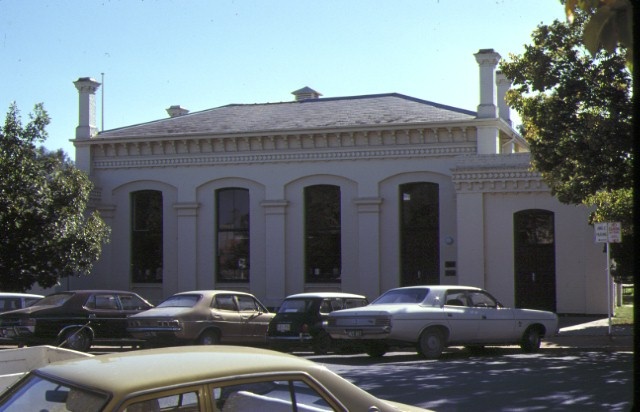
[482,315,487,320]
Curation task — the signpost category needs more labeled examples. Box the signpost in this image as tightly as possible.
[594,222,622,335]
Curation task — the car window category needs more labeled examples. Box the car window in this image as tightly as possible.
[278,299,313,314]
[119,294,150,310]
[34,293,73,307]
[87,294,119,310]
[372,289,428,304]
[444,291,468,307]
[343,298,368,309]
[124,390,199,412]
[237,295,260,312]
[213,379,336,411]
[24,297,42,307]
[1,298,21,312]
[468,291,498,308]
[0,374,109,411]
[214,295,237,311]
[157,294,200,308]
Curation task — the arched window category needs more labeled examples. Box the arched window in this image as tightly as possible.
[305,185,341,283]
[131,190,163,283]
[399,182,440,286]
[216,188,250,282]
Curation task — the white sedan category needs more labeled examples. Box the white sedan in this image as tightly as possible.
[326,285,559,359]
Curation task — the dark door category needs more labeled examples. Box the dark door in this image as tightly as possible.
[399,182,440,286]
[513,210,557,312]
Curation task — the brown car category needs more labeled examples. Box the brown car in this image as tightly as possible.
[127,290,275,346]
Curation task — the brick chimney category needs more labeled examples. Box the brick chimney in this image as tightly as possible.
[73,77,101,140]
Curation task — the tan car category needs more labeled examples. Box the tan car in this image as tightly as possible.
[0,346,430,411]
[127,290,275,346]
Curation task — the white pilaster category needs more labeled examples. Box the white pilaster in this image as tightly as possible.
[261,200,289,308]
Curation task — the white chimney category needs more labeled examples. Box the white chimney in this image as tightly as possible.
[73,77,101,139]
[474,49,501,119]
[166,105,190,118]
[495,70,512,125]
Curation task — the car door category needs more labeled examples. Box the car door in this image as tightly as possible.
[85,293,128,338]
[465,291,516,342]
[236,295,272,343]
[442,290,479,342]
[211,294,243,343]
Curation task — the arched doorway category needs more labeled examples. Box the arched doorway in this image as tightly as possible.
[513,209,557,312]
[399,182,440,286]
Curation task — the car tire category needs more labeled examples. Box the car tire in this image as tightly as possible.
[61,328,92,352]
[418,328,445,359]
[197,330,220,345]
[365,342,387,358]
[520,326,542,353]
[312,331,332,355]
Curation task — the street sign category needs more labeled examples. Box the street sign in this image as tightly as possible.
[607,222,622,243]
[594,222,622,243]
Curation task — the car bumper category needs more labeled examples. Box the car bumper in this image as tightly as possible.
[266,334,314,344]
[326,326,391,339]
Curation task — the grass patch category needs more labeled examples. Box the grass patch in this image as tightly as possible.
[613,304,634,325]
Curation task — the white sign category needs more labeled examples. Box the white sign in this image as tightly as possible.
[595,223,609,243]
[607,222,622,243]
[594,222,622,243]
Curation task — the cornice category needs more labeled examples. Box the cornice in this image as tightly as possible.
[452,153,548,193]
[93,144,477,169]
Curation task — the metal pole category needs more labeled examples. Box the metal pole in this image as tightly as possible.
[606,241,612,336]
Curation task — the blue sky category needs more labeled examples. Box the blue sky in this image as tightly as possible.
[1,0,567,159]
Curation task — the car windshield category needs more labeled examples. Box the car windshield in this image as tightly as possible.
[32,293,73,307]
[157,294,201,308]
[277,299,314,314]
[372,288,429,304]
[0,373,109,411]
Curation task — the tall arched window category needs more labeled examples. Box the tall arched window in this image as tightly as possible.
[305,185,341,283]
[216,188,250,282]
[131,190,163,283]
[399,182,440,286]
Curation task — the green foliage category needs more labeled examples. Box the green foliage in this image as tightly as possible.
[500,11,633,280]
[0,103,111,292]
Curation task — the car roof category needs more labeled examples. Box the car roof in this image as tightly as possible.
[172,290,257,297]
[284,292,367,299]
[46,290,143,295]
[0,292,44,298]
[35,346,328,395]
[388,285,482,292]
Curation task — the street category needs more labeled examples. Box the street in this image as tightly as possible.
[305,347,634,412]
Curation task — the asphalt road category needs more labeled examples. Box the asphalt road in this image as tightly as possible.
[305,347,634,412]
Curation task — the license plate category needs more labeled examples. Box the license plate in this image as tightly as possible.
[346,329,362,337]
[277,324,290,332]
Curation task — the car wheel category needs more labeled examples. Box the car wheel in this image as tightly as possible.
[418,328,445,359]
[521,326,542,353]
[61,328,92,352]
[312,331,332,355]
[198,330,220,345]
[365,342,387,358]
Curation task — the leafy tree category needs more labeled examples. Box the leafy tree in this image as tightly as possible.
[0,103,110,292]
[499,11,633,281]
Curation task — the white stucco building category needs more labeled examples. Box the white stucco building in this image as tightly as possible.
[68,49,607,314]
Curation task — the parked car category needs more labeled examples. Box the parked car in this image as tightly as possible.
[0,346,430,411]
[267,292,369,354]
[326,285,559,359]
[0,292,43,313]
[0,290,153,352]
[127,290,275,346]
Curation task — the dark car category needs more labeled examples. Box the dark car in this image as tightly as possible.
[267,292,369,354]
[127,290,275,346]
[0,290,153,352]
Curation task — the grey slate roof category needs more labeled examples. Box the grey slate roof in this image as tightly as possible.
[97,93,477,139]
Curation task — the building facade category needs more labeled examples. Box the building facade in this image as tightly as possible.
[68,49,607,314]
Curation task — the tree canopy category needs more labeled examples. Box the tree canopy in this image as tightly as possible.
[499,10,633,280]
[0,103,110,292]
